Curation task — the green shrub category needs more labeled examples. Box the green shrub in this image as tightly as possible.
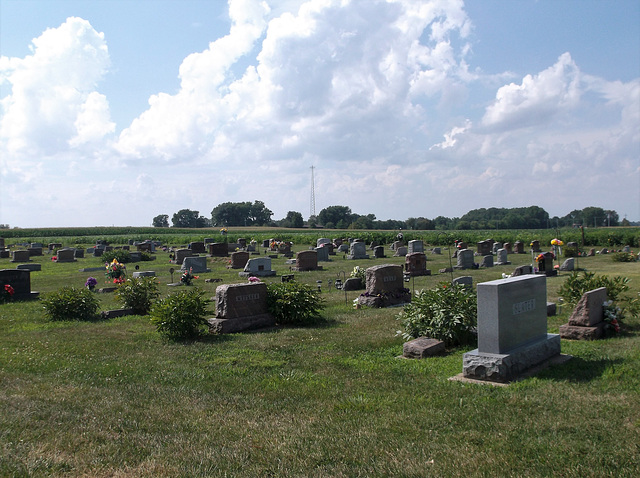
[42,287,100,321]
[115,277,160,315]
[612,252,637,263]
[140,251,153,261]
[150,288,210,341]
[558,271,630,306]
[102,249,131,264]
[266,282,324,325]
[397,282,477,347]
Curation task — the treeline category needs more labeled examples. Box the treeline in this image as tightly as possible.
[153,204,629,230]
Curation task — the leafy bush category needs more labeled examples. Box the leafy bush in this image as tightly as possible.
[397,282,477,347]
[102,249,131,264]
[558,271,630,306]
[150,288,210,341]
[350,266,366,282]
[140,251,153,261]
[612,252,637,263]
[42,287,100,321]
[266,282,324,325]
[115,277,160,315]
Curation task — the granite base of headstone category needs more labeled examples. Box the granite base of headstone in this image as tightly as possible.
[461,275,561,383]
[17,263,41,272]
[559,287,608,340]
[402,337,445,359]
[11,250,30,263]
[207,282,275,334]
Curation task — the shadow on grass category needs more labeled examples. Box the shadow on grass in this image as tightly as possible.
[538,355,623,382]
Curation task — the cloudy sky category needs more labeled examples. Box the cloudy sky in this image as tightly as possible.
[1,0,639,228]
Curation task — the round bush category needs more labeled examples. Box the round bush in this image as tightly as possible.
[150,288,210,341]
[102,249,131,264]
[397,282,477,347]
[115,277,160,315]
[266,281,324,325]
[42,286,100,321]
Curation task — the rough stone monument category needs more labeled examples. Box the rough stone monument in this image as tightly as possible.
[208,282,274,333]
[357,264,410,308]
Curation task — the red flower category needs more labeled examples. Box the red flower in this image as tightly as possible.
[4,284,15,296]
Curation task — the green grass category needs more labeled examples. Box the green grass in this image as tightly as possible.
[1,241,639,476]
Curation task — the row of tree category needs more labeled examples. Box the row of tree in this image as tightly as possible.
[153,204,628,230]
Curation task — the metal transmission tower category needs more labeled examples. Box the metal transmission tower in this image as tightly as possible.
[310,166,316,218]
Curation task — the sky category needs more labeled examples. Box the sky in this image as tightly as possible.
[1,0,639,228]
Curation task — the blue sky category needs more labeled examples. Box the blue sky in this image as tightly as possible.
[1,0,639,227]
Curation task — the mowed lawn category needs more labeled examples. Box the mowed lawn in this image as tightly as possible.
[1,242,639,477]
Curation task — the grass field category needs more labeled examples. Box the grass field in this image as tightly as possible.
[1,238,639,477]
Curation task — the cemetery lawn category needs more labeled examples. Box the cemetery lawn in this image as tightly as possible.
[1,243,639,477]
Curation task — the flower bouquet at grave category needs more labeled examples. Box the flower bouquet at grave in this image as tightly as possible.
[180,268,199,286]
[603,300,622,334]
[105,258,126,284]
[85,277,97,291]
[1,284,15,304]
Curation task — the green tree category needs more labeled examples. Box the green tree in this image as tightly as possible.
[283,211,304,228]
[211,202,251,226]
[152,214,169,228]
[318,205,354,228]
[172,209,201,228]
[249,200,273,226]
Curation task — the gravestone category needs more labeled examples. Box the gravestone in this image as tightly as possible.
[462,275,561,382]
[431,247,441,255]
[129,251,142,262]
[93,248,104,257]
[393,246,408,257]
[189,242,206,254]
[0,238,4,249]
[317,238,332,248]
[181,256,210,274]
[559,258,575,271]
[48,243,63,252]
[347,241,369,260]
[530,240,541,252]
[132,271,156,278]
[262,239,270,248]
[237,238,247,249]
[536,252,557,276]
[495,248,510,266]
[503,243,512,254]
[0,269,39,299]
[55,248,77,262]
[559,287,608,340]
[342,277,363,291]
[512,265,533,276]
[136,241,153,253]
[295,250,318,271]
[390,240,403,250]
[208,242,228,257]
[11,250,30,263]
[453,276,473,290]
[587,248,596,257]
[480,255,494,268]
[315,246,330,262]
[17,263,41,272]
[407,240,424,254]
[204,238,215,244]
[337,244,349,253]
[173,249,194,265]
[239,257,276,277]
[208,282,274,333]
[403,337,445,358]
[492,242,503,254]
[27,247,43,257]
[513,241,525,254]
[230,251,250,269]
[357,264,411,308]
[374,246,385,259]
[74,248,85,258]
[0,250,9,259]
[454,249,475,269]
[405,252,430,276]
[477,241,492,256]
